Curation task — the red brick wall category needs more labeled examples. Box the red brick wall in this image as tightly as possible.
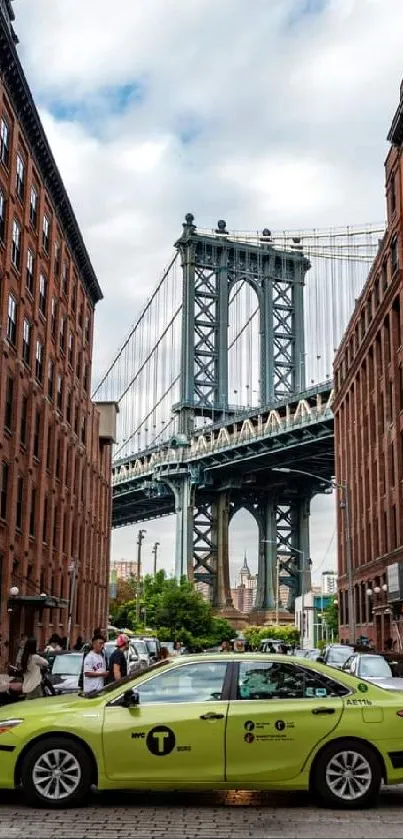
[0,80,112,662]
[333,91,403,651]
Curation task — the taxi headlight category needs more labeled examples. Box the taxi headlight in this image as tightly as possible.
[0,719,23,735]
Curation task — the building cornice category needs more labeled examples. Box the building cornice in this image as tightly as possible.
[0,14,103,306]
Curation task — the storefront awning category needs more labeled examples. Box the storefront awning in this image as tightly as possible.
[8,595,69,609]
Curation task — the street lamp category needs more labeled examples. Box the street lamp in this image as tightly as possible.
[272,466,354,644]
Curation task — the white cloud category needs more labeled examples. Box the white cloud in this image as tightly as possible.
[13,0,402,588]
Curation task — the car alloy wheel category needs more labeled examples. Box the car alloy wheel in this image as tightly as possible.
[22,737,92,807]
[325,750,372,801]
[32,748,81,801]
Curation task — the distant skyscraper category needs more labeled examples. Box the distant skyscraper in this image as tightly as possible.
[231,553,257,612]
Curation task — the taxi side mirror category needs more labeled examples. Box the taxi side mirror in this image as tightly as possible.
[122,689,140,708]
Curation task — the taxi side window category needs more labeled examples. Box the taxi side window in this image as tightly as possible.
[237,662,349,700]
[136,662,227,704]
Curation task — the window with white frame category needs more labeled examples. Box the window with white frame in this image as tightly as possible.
[11,218,21,269]
[7,294,17,344]
[16,153,25,201]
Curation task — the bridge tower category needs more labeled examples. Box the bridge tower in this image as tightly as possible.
[161,214,313,614]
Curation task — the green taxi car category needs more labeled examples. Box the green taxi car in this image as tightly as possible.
[2,653,403,808]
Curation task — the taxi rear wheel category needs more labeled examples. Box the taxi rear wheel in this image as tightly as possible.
[312,740,382,808]
[21,737,92,807]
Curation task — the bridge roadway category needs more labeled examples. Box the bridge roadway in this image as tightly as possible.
[1,787,402,838]
[112,381,334,528]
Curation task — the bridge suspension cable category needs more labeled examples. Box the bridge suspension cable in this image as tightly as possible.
[94,222,384,461]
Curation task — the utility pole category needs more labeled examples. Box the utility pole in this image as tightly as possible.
[275,556,280,625]
[67,558,79,650]
[136,529,146,624]
[152,542,160,577]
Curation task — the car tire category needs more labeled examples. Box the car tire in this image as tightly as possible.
[312,739,382,809]
[21,737,92,808]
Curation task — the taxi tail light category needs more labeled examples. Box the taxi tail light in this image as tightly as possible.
[396,710,403,717]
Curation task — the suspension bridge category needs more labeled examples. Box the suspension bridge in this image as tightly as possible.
[93,214,383,619]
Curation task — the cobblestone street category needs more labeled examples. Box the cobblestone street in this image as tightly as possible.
[1,787,403,839]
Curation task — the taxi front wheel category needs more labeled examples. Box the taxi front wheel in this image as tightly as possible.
[312,740,382,809]
[21,737,92,807]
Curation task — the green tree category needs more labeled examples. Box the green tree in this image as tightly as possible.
[322,601,339,640]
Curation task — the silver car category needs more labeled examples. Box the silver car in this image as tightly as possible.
[129,639,150,670]
[342,653,403,690]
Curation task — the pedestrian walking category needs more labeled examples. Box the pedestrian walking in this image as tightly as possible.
[107,634,130,683]
[20,638,48,699]
[44,633,62,653]
[82,635,109,695]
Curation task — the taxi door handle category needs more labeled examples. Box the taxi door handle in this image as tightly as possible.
[312,707,336,715]
[200,712,224,721]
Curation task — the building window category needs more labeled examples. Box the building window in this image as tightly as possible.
[39,273,47,317]
[78,303,83,329]
[54,241,61,277]
[47,358,54,400]
[22,317,32,366]
[33,409,40,459]
[83,362,89,392]
[42,214,50,253]
[59,316,66,353]
[7,294,17,344]
[11,218,21,269]
[55,439,61,479]
[42,497,48,543]
[16,153,25,201]
[76,350,81,381]
[68,332,74,366]
[71,282,76,313]
[57,374,63,412]
[30,185,38,228]
[35,340,43,382]
[26,248,34,295]
[20,394,28,446]
[0,117,9,167]
[29,487,36,537]
[0,462,9,519]
[391,175,396,215]
[391,236,399,275]
[51,297,57,338]
[0,188,5,240]
[81,417,86,445]
[66,391,72,425]
[4,375,13,431]
[16,475,23,530]
[53,504,59,545]
[62,262,68,297]
[74,406,79,436]
[46,424,53,471]
[84,314,90,343]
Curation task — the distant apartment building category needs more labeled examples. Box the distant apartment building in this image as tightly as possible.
[111,559,137,581]
[322,571,337,596]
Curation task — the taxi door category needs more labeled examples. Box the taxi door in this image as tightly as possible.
[102,660,229,783]
[225,660,344,783]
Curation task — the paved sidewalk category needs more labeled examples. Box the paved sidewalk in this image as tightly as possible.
[1,787,403,838]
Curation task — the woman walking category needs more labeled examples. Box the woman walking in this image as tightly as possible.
[20,638,48,699]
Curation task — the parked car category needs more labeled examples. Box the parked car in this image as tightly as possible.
[319,644,355,669]
[258,639,288,653]
[4,652,403,809]
[341,653,403,690]
[142,636,161,662]
[104,642,140,676]
[295,648,320,660]
[46,651,83,695]
[129,639,150,669]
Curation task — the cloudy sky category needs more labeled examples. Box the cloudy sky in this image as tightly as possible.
[14,0,403,584]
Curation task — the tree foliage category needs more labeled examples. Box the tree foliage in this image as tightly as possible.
[244,624,300,649]
[110,570,233,649]
[322,601,339,639]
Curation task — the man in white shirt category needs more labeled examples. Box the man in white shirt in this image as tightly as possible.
[83,636,109,695]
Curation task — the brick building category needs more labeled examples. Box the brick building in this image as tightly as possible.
[0,2,116,662]
[333,79,403,650]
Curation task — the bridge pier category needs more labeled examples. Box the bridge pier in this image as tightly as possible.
[211,492,233,609]
[255,498,277,611]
